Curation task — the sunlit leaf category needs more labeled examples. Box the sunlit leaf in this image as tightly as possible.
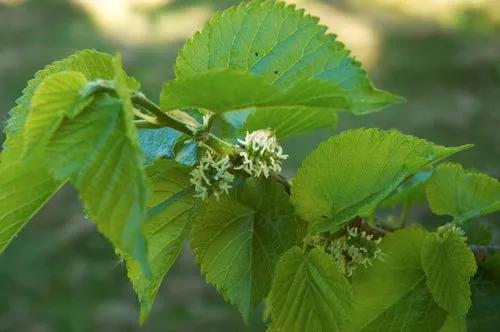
[291,129,469,231]
[0,50,137,254]
[175,0,402,115]
[45,95,149,268]
[23,71,92,155]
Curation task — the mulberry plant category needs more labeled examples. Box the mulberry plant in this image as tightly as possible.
[1,1,499,331]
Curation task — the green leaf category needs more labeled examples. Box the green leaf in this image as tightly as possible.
[124,159,194,324]
[4,49,138,139]
[44,95,149,267]
[348,228,448,332]
[291,129,470,231]
[138,128,183,165]
[190,178,300,320]
[268,247,352,332]
[426,163,500,224]
[221,106,338,140]
[0,49,138,254]
[421,232,477,318]
[175,0,403,115]
[0,152,65,253]
[380,169,433,209]
[23,71,92,156]
[440,316,466,332]
[161,69,349,114]
[112,54,140,143]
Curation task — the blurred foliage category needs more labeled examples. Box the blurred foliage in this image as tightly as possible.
[0,0,499,331]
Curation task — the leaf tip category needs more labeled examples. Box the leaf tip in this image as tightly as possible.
[138,304,152,327]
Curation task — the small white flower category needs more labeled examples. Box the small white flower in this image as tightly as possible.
[235,129,288,178]
[330,226,383,277]
[190,150,234,201]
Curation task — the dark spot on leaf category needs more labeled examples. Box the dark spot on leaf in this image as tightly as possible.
[274,70,278,74]
[255,52,259,57]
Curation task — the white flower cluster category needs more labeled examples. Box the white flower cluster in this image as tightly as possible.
[438,223,466,239]
[235,129,288,178]
[190,150,234,201]
[330,227,383,277]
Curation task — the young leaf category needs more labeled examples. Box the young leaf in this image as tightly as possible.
[348,228,448,332]
[161,69,349,114]
[4,49,138,139]
[268,247,352,332]
[0,49,138,254]
[426,163,500,224]
[190,178,300,321]
[291,129,470,231]
[44,95,149,268]
[421,231,477,318]
[23,71,92,155]
[124,160,194,324]
[175,0,402,115]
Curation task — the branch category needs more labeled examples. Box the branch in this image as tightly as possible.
[131,92,193,136]
[81,80,237,155]
[272,173,291,195]
[133,120,162,129]
[131,93,236,155]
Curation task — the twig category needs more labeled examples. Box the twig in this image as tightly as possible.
[131,92,193,136]
[272,173,292,195]
[351,217,388,239]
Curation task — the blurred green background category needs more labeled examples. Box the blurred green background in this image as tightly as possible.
[0,0,499,331]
